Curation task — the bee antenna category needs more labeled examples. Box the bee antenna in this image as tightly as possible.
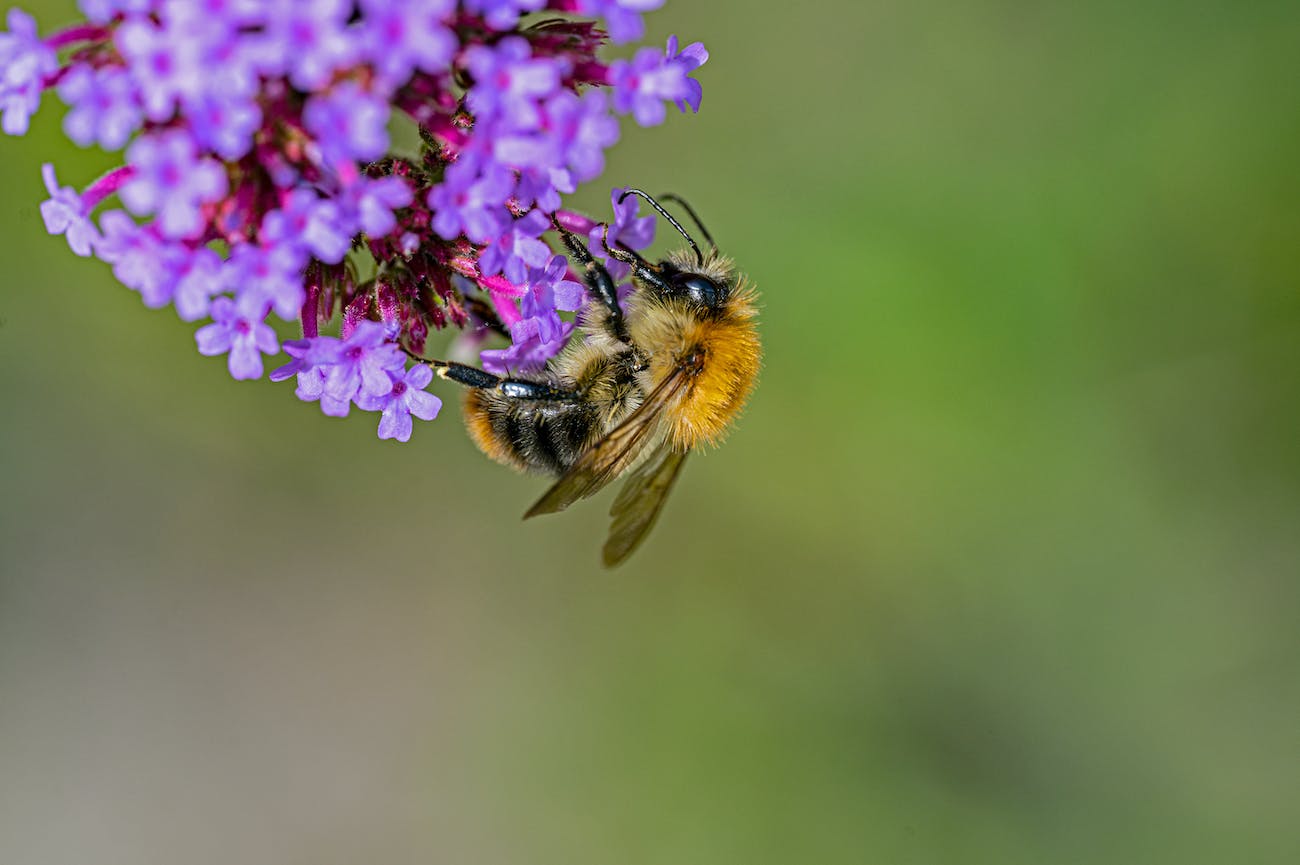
[617,187,704,266]
[656,193,717,251]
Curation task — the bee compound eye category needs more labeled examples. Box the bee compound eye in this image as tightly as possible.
[675,274,722,308]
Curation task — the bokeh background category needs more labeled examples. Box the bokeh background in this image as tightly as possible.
[2,1,1298,863]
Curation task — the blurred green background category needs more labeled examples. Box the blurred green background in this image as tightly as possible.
[2,1,1298,863]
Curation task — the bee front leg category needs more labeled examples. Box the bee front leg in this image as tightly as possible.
[598,224,675,298]
[551,219,636,345]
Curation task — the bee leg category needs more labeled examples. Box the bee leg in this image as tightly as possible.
[598,224,674,297]
[550,218,635,344]
[427,359,578,401]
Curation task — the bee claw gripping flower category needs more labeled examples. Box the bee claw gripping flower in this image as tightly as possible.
[3,1,706,442]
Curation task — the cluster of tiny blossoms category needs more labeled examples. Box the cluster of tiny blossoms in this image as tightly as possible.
[1,1,706,441]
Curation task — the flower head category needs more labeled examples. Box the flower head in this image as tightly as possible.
[3,0,710,442]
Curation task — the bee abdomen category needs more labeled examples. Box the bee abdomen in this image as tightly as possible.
[466,391,599,476]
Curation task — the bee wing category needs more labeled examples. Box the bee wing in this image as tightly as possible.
[602,445,691,568]
[524,367,689,520]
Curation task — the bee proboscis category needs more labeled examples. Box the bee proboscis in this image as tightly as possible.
[427,189,761,566]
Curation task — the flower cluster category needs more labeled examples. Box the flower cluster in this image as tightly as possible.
[3,1,706,441]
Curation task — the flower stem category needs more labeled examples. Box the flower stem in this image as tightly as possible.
[81,165,135,210]
[45,25,111,51]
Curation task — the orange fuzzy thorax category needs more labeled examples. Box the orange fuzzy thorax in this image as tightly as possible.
[628,278,762,450]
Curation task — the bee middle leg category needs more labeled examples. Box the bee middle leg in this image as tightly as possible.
[429,359,578,401]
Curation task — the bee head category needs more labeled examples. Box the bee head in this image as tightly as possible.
[660,262,729,310]
[616,189,729,310]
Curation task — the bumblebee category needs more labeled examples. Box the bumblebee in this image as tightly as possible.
[428,190,761,566]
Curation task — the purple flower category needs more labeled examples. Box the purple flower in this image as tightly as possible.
[114,16,202,123]
[515,253,584,340]
[79,0,153,23]
[261,189,352,264]
[121,130,228,239]
[253,0,356,91]
[195,294,278,380]
[271,335,340,383]
[481,320,574,374]
[590,186,655,281]
[549,89,620,183]
[464,37,566,130]
[172,245,225,321]
[334,174,414,238]
[303,81,391,167]
[185,91,262,161]
[224,242,307,321]
[39,164,100,257]
[96,209,178,306]
[428,158,514,243]
[270,335,355,415]
[577,0,664,44]
[609,35,708,126]
[0,9,57,136]
[664,34,708,113]
[461,0,546,32]
[512,166,571,213]
[324,320,405,404]
[56,65,143,150]
[483,254,584,373]
[161,0,263,28]
[357,364,442,442]
[492,90,618,187]
[359,0,456,89]
[476,209,552,285]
